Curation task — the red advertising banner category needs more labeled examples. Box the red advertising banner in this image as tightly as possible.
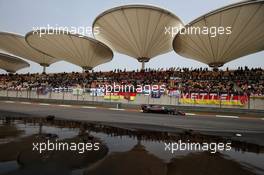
[168,91,248,106]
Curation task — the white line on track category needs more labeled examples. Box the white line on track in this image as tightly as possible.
[20,102,31,104]
[81,106,97,109]
[186,113,196,116]
[4,101,15,103]
[261,118,264,120]
[39,103,50,106]
[108,108,125,111]
[215,115,239,119]
[58,105,72,107]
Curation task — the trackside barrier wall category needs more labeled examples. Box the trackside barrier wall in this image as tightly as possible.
[0,90,263,110]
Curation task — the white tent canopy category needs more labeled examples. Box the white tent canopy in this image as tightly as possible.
[0,52,30,73]
[173,0,264,68]
[93,5,184,69]
[0,32,58,72]
[25,30,113,71]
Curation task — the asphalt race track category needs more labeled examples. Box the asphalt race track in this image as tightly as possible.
[0,100,264,145]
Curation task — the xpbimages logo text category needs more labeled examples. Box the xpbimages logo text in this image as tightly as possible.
[98,82,166,95]
[32,24,100,37]
[165,25,232,38]
[32,140,101,154]
[164,141,232,154]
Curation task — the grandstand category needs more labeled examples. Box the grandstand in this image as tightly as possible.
[0,67,263,109]
[0,67,264,95]
[1,1,264,175]
[0,67,263,95]
[0,0,263,110]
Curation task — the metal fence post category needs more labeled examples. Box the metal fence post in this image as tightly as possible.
[248,95,250,109]
[62,91,65,101]
[219,92,222,109]
[147,94,150,104]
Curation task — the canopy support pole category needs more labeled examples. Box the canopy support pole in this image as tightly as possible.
[138,58,149,70]
[82,66,93,73]
[40,64,49,74]
[141,62,145,70]
[42,66,46,74]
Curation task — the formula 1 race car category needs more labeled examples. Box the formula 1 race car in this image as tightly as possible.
[141,104,185,116]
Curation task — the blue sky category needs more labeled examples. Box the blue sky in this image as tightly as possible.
[0,0,263,73]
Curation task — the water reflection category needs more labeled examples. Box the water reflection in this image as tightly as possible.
[0,116,263,175]
[85,141,167,175]
[0,119,24,143]
[167,152,256,175]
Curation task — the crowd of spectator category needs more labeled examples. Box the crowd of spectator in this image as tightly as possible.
[0,66,263,96]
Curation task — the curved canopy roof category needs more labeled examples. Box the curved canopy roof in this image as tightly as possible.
[0,52,30,73]
[0,32,58,67]
[93,5,183,63]
[25,30,113,70]
[173,0,264,68]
